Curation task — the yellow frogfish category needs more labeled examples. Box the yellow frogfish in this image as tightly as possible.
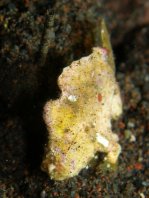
[41,20,122,180]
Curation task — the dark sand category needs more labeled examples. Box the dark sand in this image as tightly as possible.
[0,1,149,197]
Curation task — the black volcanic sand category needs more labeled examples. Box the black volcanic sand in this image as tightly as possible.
[0,1,149,197]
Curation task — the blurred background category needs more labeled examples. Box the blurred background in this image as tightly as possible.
[0,1,149,197]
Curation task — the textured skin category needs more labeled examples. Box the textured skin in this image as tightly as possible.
[42,46,122,180]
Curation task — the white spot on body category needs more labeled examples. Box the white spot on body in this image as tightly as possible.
[68,95,77,102]
[101,30,105,34]
[48,164,56,173]
[93,122,96,127]
[96,133,109,147]
[107,163,111,168]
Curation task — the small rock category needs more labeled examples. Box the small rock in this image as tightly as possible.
[40,190,46,198]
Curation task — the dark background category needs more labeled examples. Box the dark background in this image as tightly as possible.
[0,0,149,197]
